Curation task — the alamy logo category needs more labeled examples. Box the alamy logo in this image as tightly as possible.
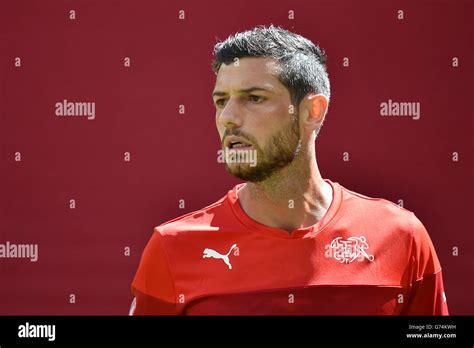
[203,243,237,270]
[217,147,257,167]
[329,236,375,264]
[0,241,38,262]
[18,322,55,341]
[55,99,95,120]
[380,99,420,120]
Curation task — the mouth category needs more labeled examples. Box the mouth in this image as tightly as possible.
[229,142,252,150]
[225,136,253,150]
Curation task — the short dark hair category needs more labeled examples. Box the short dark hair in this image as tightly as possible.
[212,25,330,108]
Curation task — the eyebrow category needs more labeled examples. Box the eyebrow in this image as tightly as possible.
[212,87,273,98]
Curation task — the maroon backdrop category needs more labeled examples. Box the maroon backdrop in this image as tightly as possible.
[0,0,472,315]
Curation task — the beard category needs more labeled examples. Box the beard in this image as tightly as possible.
[222,114,301,182]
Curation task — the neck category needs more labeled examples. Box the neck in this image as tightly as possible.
[239,147,333,233]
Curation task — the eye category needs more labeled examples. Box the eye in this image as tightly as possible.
[214,99,227,108]
[248,95,265,103]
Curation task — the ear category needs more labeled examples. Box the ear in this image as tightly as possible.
[305,94,328,131]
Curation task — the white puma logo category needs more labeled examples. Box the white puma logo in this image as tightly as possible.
[202,243,237,270]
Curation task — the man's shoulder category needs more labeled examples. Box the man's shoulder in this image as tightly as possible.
[338,183,418,231]
[337,183,439,264]
[153,191,232,237]
[341,183,413,215]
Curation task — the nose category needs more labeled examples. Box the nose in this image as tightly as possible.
[217,98,243,129]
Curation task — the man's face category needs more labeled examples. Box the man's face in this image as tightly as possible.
[212,57,301,182]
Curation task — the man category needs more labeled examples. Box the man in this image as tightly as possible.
[130,25,449,315]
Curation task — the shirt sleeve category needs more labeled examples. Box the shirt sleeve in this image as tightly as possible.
[129,228,180,315]
[401,213,449,315]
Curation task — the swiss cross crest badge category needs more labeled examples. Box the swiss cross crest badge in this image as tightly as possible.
[329,236,375,264]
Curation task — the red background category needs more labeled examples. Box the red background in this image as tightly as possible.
[0,0,472,314]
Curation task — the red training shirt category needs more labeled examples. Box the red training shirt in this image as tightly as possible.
[130,179,449,315]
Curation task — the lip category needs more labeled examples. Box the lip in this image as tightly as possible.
[224,135,253,149]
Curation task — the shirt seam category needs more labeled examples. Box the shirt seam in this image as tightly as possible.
[407,211,416,287]
[157,200,225,228]
[341,186,414,214]
[414,267,443,283]
[408,212,443,284]
[153,228,178,307]
[133,286,175,306]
